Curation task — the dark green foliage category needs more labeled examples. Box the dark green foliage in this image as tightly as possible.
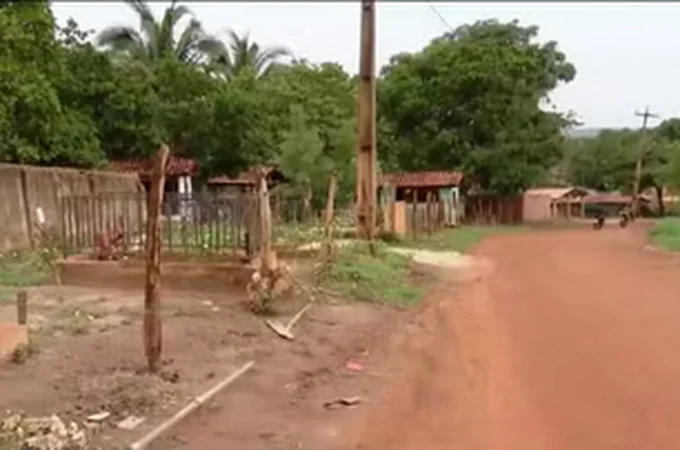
[377,19,577,195]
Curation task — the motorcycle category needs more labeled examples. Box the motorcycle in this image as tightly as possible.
[593,216,605,230]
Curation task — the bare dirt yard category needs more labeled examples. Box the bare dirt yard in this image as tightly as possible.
[0,243,442,450]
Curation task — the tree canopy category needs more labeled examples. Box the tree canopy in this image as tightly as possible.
[377,19,576,194]
[95,0,225,66]
[11,1,680,206]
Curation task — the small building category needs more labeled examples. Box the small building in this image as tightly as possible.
[109,156,198,196]
[583,192,650,217]
[206,166,287,197]
[378,170,464,227]
[523,187,590,221]
[109,156,198,216]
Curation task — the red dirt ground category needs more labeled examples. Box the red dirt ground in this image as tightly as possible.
[157,224,680,450]
[328,224,680,450]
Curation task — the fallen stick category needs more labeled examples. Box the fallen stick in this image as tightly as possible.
[265,302,313,340]
[289,275,343,300]
[127,360,255,450]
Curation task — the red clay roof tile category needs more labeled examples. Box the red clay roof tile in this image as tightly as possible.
[379,171,463,188]
[109,157,198,178]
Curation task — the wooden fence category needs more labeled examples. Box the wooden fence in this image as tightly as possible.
[409,200,446,235]
[60,192,256,255]
[59,190,337,256]
[464,194,523,225]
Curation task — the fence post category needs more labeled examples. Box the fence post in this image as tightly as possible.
[143,144,169,374]
[322,171,338,260]
[426,192,433,235]
[258,168,275,276]
[411,189,418,239]
[16,290,27,325]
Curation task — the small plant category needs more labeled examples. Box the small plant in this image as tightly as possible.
[11,340,39,364]
[377,230,402,244]
[245,264,291,316]
[0,251,52,287]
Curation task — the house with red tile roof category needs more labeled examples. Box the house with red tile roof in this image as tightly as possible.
[108,156,198,194]
[206,166,287,195]
[378,170,464,226]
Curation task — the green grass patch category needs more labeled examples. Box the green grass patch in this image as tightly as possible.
[649,217,680,251]
[321,242,424,306]
[390,226,526,253]
[0,250,52,288]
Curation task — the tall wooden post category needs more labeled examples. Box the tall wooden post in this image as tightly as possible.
[144,144,169,373]
[322,171,339,260]
[356,0,377,250]
[16,290,27,325]
[258,168,275,277]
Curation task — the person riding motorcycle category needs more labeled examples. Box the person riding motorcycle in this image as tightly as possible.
[619,206,631,227]
[593,212,605,229]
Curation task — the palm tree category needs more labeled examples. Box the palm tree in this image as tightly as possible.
[212,30,291,79]
[96,0,226,66]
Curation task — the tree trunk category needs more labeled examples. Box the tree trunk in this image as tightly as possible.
[322,171,338,260]
[655,185,665,217]
[303,183,313,223]
[144,144,169,374]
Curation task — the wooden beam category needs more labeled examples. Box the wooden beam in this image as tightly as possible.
[144,144,169,373]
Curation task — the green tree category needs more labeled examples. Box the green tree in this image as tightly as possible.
[211,30,291,79]
[277,106,326,218]
[564,127,674,215]
[262,60,356,155]
[377,19,576,195]
[193,71,281,178]
[0,2,104,167]
[565,130,640,192]
[96,0,225,66]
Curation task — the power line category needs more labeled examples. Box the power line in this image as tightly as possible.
[427,2,455,33]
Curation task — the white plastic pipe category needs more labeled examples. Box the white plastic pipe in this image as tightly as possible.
[128,361,255,450]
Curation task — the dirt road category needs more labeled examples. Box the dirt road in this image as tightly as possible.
[338,226,680,450]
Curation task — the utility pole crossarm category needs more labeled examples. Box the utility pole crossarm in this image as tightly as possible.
[631,106,660,217]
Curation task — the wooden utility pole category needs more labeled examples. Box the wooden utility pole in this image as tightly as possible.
[632,106,659,217]
[144,144,169,373]
[356,0,377,251]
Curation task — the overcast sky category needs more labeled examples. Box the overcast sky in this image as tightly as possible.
[51,2,680,129]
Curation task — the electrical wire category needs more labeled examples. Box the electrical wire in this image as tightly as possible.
[427,2,455,33]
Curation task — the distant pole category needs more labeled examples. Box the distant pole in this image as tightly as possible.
[632,106,659,217]
[356,0,377,253]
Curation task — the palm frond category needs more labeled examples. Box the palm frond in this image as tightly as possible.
[223,29,291,78]
[159,3,193,58]
[124,0,157,53]
[175,18,204,61]
[96,26,145,54]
